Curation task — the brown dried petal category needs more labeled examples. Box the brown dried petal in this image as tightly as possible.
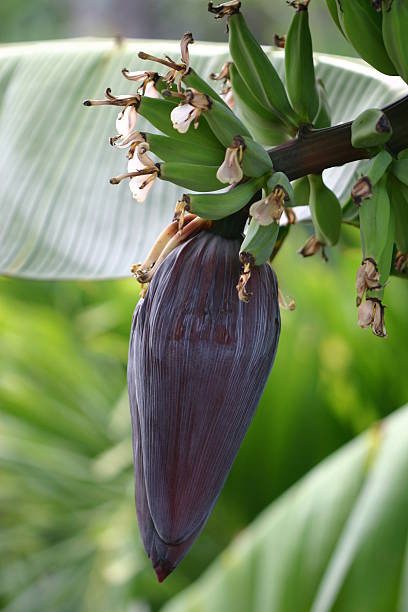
[298,235,326,260]
[351,177,372,206]
[371,300,387,337]
[358,299,375,328]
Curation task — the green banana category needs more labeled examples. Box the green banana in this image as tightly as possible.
[158,162,224,192]
[182,68,227,106]
[227,11,299,128]
[340,0,397,75]
[387,173,408,253]
[138,96,223,149]
[365,205,395,292]
[229,63,291,145]
[285,1,320,124]
[390,158,408,187]
[359,174,391,262]
[144,133,225,166]
[364,150,393,185]
[351,150,393,205]
[292,175,310,206]
[309,174,342,246]
[202,97,274,177]
[182,176,265,220]
[351,108,392,149]
[382,0,408,83]
[313,79,331,129]
[239,217,280,265]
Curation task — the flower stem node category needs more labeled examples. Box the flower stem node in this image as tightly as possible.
[358,298,387,338]
[355,257,381,306]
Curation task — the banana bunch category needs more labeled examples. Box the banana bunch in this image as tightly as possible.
[382,0,408,84]
[83,30,279,214]
[326,0,408,83]
[210,1,332,133]
[326,0,398,76]
[299,174,342,260]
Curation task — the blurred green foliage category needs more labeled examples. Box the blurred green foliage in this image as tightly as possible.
[0,0,355,57]
[1,226,407,611]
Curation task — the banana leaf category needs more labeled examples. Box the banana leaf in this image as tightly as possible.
[0,40,406,279]
[161,404,408,612]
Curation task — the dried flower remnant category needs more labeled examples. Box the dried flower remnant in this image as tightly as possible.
[249,187,286,226]
[298,235,327,261]
[236,252,255,302]
[137,32,194,91]
[170,89,211,133]
[121,69,161,98]
[133,215,207,285]
[210,61,235,108]
[278,288,296,311]
[273,34,286,48]
[395,251,408,273]
[208,0,241,18]
[216,136,244,184]
[355,257,381,306]
[128,230,280,581]
[358,298,387,338]
[351,176,372,206]
[83,88,140,108]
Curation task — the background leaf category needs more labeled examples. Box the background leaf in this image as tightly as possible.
[160,406,408,612]
[0,40,405,279]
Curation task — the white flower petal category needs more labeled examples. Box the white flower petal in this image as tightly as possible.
[145,81,160,99]
[129,175,155,202]
[170,104,196,133]
[116,105,138,137]
[249,199,274,226]
[216,148,243,185]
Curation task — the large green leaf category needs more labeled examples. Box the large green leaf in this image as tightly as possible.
[161,405,408,612]
[0,40,405,279]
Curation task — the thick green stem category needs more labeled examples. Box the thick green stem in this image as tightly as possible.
[269,95,408,180]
